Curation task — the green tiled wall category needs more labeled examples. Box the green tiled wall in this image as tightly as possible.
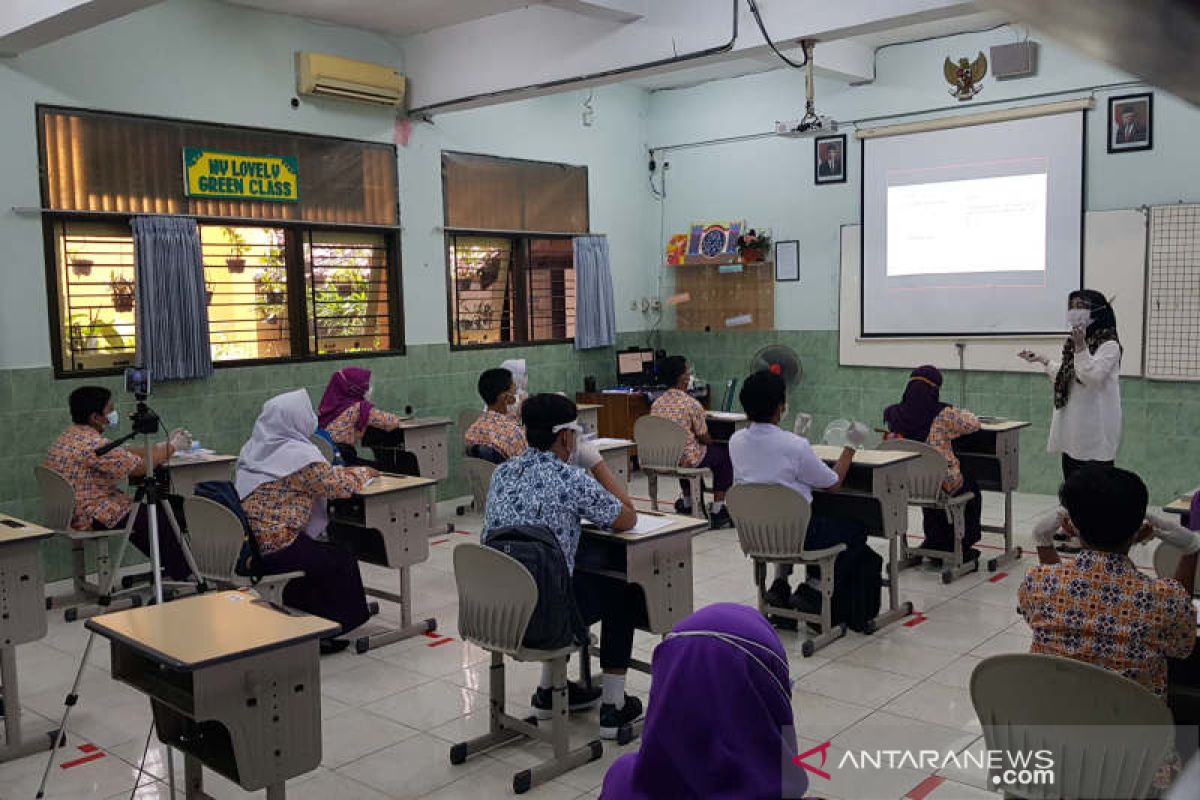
[656,329,1200,506]
[3,343,618,581]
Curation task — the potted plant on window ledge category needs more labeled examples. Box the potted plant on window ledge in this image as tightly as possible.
[68,246,94,277]
[109,273,135,313]
[222,227,250,273]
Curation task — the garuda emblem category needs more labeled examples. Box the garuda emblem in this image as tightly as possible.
[944,52,987,101]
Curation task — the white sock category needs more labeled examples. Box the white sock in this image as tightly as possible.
[539,663,554,690]
[711,500,725,512]
[774,564,793,582]
[602,674,626,708]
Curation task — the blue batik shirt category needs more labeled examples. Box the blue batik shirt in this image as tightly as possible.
[482,448,623,573]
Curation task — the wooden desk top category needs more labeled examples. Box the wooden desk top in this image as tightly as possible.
[166,452,237,468]
[706,411,747,422]
[811,445,919,467]
[576,403,602,412]
[86,591,338,670]
[582,511,708,543]
[356,473,436,496]
[978,419,1031,432]
[1166,495,1193,516]
[397,417,452,430]
[0,514,54,545]
[592,437,634,452]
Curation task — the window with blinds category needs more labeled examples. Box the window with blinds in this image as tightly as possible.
[442,152,585,348]
[39,106,403,375]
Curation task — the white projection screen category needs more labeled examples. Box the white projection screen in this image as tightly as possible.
[861,111,1084,336]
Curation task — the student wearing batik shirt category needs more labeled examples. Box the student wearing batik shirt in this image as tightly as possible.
[650,356,733,529]
[45,386,194,580]
[464,367,527,462]
[883,365,983,561]
[317,366,406,448]
[238,389,378,654]
[482,394,642,739]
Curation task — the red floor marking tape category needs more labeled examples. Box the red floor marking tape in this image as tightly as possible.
[903,614,928,627]
[988,572,1009,583]
[456,530,472,536]
[423,631,442,639]
[905,774,946,799]
[427,637,455,648]
[430,538,449,545]
[78,743,99,754]
[61,745,106,769]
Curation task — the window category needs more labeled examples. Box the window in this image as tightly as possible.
[38,106,403,376]
[442,153,587,348]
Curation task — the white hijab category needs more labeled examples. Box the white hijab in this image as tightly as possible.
[235,389,327,499]
[498,359,528,418]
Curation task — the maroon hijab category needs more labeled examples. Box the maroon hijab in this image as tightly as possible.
[317,367,374,432]
[883,365,949,443]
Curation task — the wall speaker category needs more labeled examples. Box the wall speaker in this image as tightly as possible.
[990,41,1038,80]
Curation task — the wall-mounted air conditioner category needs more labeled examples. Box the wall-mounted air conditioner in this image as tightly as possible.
[296,52,406,108]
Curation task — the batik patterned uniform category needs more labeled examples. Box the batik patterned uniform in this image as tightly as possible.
[325,405,406,445]
[1018,549,1195,697]
[242,462,375,555]
[482,448,622,572]
[923,407,980,492]
[464,409,527,460]
[651,388,707,467]
[45,425,141,529]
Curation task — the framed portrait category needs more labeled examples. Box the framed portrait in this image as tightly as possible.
[775,239,799,282]
[1107,93,1153,153]
[814,134,847,184]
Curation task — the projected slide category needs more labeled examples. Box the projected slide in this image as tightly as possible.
[887,173,1047,277]
[861,111,1083,336]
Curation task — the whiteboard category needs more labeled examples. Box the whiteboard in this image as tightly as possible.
[839,209,1146,376]
[1144,204,1200,380]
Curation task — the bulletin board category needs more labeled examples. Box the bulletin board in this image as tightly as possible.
[838,209,1147,376]
[672,261,775,331]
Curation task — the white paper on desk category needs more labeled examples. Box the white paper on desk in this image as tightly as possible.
[706,411,744,421]
[591,437,632,448]
[583,514,673,535]
[171,448,216,461]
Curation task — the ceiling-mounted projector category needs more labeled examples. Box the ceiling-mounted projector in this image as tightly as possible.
[774,40,837,139]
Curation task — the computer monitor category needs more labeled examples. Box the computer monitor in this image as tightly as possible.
[617,348,655,386]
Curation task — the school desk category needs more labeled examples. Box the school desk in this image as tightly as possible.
[954,419,1030,571]
[164,452,237,497]
[593,438,634,486]
[705,410,748,443]
[576,403,601,436]
[395,417,452,482]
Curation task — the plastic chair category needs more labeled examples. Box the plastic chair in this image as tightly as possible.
[877,438,978,584]
[1153,541,1200,596]
[34,465,145,619]
[634,415,711,520]
[461,457,497,515]
[971,653,1175,800]
[449,543,602,794]
[310,434,335,463]
[181,496,300,605]
[726,483,848,656]
[457,408,482,451]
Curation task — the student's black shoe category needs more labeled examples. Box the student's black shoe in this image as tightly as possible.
[319,638,350,655]
[530,681,603,719]
[790,584,822,617]
[765,578,792,609]
[963,547,981,563]
[674,497,693,514]
[599,695,644,740]
[708,507,733,530]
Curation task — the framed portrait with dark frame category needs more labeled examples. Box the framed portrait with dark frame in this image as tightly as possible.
[814,134,847,184]
[1107,93,1153,154]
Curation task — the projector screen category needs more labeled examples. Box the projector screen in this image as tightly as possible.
[861,111,1083,336]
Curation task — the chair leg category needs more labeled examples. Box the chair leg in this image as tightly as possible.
[514,655,602,793]
[646,472,659,511]
[71,541,88,595]
[939,505,978,584]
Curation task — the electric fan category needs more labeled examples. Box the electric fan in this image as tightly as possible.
[749,344,803,387]
[822,419,874,449]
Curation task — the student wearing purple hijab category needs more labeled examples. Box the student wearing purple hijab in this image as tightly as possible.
[601,603,806,800]
[883,365,983,561]
[317,366,406,448]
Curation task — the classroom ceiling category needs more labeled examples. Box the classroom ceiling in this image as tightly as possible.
[224,0,541,36]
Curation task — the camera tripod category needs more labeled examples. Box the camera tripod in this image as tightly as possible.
[35,397,208,799]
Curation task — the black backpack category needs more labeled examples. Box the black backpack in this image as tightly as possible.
[194,480,264,580]
[484,525,587,650]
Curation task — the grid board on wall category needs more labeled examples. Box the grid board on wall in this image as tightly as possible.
[1145,204,1200,380]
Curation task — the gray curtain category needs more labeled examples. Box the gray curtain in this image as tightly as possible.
[573,235,616,350]
[132,216,213,381]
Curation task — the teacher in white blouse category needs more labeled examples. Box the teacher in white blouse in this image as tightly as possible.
[1019,289,1122,480]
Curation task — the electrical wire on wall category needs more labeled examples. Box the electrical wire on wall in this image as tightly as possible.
[746,0,808,69]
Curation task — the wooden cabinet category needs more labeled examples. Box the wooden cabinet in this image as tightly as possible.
[575,392,651,441]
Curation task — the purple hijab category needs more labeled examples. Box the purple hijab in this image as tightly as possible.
[883,365,949,443]
[601,603,805,800]
[317,367,374,432]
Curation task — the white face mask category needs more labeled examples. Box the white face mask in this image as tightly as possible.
[686,375,696,391]
[106,410,120,429]
[1066,308,1091,329]
[365,384,374,402]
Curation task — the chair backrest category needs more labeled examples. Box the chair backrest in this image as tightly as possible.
[453,542,538,655]
[876,438,948,502]
[970,653,1174,800]
[34,465,75,530]
[310,434,335,463]
[182,495,247,581]
[458,408,482,448]
[1153,541,1200,596]
[462,456,497,513]
[634,414,687,470]
[726,483,814,559]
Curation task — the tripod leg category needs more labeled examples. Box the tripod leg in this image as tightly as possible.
[160,501,207,592]
[99,507,140,598]
[34,632,98,799]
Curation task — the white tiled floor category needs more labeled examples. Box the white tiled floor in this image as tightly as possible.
[0,479,1176,799]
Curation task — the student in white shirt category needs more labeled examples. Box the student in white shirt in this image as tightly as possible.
[729,370,864,619]
[1019,289,1122,480]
